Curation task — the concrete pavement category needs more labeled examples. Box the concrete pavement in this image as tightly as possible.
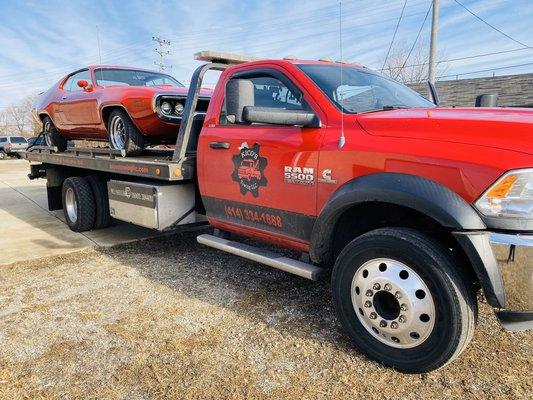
[0,159,160,265]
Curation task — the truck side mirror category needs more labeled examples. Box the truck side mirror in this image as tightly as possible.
[243,107,321,128]
[226,79,254,124]
[475,94,498,107]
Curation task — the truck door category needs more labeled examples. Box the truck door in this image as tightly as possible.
[199,67,324,248]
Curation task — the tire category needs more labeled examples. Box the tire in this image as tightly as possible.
[107,109,144,156]
[331,228,477,373]
[62,177,96,232]
[0,150,6,160]
[43,116,68,151]
[86,175,112,229]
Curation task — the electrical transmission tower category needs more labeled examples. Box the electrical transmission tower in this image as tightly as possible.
[152,36,171,71]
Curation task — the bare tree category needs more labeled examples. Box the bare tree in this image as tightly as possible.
[381,42,448,84]
[0,95,40,137]
[7,105,27,136]
[21,95,41,135]
[0,110,11,134]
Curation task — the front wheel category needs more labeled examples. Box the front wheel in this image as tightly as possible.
[332,228,477,373]
[107,109,144,156]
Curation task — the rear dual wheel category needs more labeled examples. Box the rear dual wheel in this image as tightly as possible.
[332,228,477,373]
[62,175,111,232]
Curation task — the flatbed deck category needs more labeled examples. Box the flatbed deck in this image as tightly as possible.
[25,146,193,181]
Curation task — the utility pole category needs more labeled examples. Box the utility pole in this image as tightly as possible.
[152,36,171,71]
[428,0,440,85]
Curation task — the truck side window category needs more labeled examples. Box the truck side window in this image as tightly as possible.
[220,73,307,125]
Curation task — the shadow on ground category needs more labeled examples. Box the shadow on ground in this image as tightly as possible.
[100,230,348,349]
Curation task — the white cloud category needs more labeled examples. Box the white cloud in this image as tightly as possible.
[0,0,531,107]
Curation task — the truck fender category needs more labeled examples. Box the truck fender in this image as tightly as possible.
[309,173,504,308]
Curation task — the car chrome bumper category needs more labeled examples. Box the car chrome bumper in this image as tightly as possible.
[489,233,533,331]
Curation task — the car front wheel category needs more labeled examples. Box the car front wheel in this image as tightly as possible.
[332,228,477,373]
[108,109,144,156]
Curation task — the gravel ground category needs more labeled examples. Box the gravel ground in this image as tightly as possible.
[0,231,531,399]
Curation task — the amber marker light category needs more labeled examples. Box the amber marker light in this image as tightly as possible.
[486,174,518,199]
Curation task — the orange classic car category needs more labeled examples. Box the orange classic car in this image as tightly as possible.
[33,66,212,155]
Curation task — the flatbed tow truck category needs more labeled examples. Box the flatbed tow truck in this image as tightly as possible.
[25,51,532,372]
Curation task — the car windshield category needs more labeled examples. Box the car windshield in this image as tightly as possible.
[11,137,27,143]
[297,64,434,114]
[94,68,184,88]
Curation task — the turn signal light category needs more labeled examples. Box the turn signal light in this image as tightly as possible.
[486,174,518,198]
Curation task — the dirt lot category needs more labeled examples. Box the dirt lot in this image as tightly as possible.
[0,232,531,399]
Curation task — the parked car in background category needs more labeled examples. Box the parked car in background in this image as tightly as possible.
[0,135,28,159]
[32,66,212,155]
[27,135,46,147]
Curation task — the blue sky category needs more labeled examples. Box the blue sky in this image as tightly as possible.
[0,0,532,107]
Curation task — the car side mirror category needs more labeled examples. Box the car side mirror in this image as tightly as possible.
[226,79,254,124]
[77,80,91,91]
[243,106,321,128]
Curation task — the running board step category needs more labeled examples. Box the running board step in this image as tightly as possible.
[197,234,325,281]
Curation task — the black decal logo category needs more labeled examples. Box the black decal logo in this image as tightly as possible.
[231,142,267,197]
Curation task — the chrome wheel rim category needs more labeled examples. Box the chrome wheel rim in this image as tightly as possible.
[44,120,53,147]
[351,258,436,349]
[109,115,126,149]
[65,187,78,223]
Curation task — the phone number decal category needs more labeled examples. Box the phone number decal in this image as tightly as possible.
[224,205,283,228]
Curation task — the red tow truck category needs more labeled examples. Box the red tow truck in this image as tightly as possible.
[26,51,532,372]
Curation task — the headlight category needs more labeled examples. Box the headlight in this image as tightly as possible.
[174,102,184,116]
[475,168,533,220]
[160,101,172,115]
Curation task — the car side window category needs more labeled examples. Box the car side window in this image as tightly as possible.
[220,72,307,125]
[64,70,91,92]
[0,138,6,143]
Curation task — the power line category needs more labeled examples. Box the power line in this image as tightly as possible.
[381,0,408,72]
[453,0,531,49]
[394,0,433,80]
[381,47,531,71]
[436,61,533,79]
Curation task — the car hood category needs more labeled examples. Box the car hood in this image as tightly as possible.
[142,86,213,97]
[357,107,533,155]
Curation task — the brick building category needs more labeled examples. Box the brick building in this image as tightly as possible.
[408,73,533,108]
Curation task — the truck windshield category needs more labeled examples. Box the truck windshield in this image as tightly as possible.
[94,68,184,88]
[11,137,27,143]
[297,64,434,114]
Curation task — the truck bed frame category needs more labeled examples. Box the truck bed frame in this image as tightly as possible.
[26,145,189,181]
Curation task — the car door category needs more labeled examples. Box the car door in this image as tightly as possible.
[199,67,324,248]
[60,69,99,135]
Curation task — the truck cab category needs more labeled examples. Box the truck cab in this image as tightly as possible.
[25,51,533,373]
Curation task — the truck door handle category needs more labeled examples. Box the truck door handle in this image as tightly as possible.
[210,141,230,149]
[61,96,68,100]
